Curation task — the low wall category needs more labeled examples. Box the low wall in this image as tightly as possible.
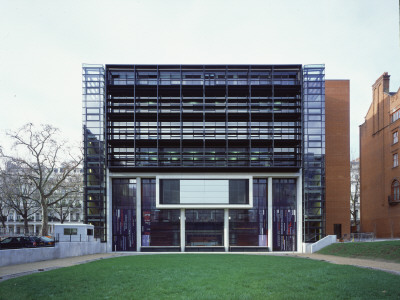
[0,241,107,267]
[305,235,336,253]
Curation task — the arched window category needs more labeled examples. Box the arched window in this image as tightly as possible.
[391,180,399,202]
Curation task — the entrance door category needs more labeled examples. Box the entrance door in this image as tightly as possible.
[334,224,342,239]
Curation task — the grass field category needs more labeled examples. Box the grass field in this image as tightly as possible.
[1,254,399,300]
[318,240,400,263]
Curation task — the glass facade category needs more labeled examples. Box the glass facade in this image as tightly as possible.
[112,179,136,251]
[81,64,329,249]
[229,178,267,246]
[82,64,106,241]
[185,209,224,246]
[141,179,180,246]
[105,65,302,170]
[272,178,297,251]
[302,65,326,243]
[108,177,296,251]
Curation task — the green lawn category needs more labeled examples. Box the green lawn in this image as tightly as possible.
[318,240,400,263]
[0,254,399,300]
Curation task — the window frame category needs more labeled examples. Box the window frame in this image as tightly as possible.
[394,153,399,168]
[391,180,400,202]
[393,131,399,144]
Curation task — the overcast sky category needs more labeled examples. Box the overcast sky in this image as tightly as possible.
[1,0,399,158]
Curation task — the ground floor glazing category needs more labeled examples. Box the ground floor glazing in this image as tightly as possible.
[108,174,302,252]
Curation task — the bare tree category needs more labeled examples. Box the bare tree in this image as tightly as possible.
[0,185,11,230]
[0,166,10,230]
[0,163,40,234]
[0,123,82,236]
[51,173,83,224]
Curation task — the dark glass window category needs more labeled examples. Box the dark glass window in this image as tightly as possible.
[105,65,302,170]
[64,228,77,235]
[142,179,180,246]
[113,179,136,207]
[272,178,297,251]
[159,179,180,204]
[186,209,224,246]
[229,178,267,247]
[112,179,136,251]
[229,179,249,204]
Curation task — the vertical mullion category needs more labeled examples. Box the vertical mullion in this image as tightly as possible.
[157,65,159,166]
[225,66,229,166]
[180,65,183,165]
[248,66,252,167]
[271,66,275,165]
[134,65,136,166]
[203,65,206,166]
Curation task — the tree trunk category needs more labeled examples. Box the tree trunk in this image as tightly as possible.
[24,217,29,235]
[0,215,6,229]
[41,204,49,236]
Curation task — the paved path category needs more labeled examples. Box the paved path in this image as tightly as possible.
[0,253,123,282]
[1,252,399,282]
[289,253,400,275]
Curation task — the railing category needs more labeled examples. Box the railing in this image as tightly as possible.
[56,233,97,243]
[349,232,375,242]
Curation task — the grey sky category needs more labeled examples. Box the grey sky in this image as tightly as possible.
[1,0,399,157]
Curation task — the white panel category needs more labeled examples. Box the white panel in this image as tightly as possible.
[204,186,229,193]
[180,180,229,204]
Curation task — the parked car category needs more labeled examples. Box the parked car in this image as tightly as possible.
[39,236,55,247]
[31,236,45,247]
[0,236,37,249]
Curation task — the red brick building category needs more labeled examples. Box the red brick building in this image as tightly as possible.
[326,80,351,238]
[360,73,400,238]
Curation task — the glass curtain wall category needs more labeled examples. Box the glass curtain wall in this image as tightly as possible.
[112,179,136,251]
[229,178,267,246]
[185,209,224,246]
[272,179,297,251]
[302,65,326,243]
[106,65,302,170]
[82,64,106,241]
[141,179,180,246]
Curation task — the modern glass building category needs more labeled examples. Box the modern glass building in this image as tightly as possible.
[82,64,350,252]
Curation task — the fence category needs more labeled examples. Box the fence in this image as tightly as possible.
[348,232,375,242]
[55,233,98,243]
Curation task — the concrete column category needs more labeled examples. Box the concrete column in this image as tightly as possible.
[106,171,112,252]
[68,212,71,222]
[268,177,273,251]
[224,208,229,252]
[180,209,185,252]
[34,224,36,235]
[296,172,303,253]
[136,177,142,252]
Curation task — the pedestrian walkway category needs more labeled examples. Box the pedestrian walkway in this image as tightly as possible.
[1,252,399,282]
[0,253,122,282]
[290,253,400,275]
